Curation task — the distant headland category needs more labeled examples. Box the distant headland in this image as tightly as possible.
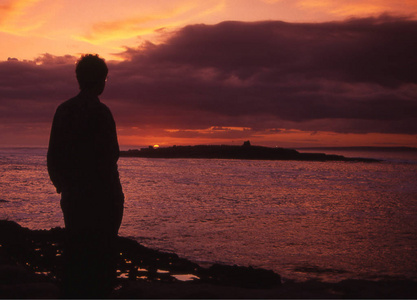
[120,141,380,162]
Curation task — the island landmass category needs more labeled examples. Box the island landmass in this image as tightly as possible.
[297,146,417,152]
[121,141,380,162]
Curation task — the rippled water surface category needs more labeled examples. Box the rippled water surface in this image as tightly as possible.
[1,147,417,282]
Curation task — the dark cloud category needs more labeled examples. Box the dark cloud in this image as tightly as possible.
[107,15,417,134]
[1,15,417,146]
[117,15,417,86]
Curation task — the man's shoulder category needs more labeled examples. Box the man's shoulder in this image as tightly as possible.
[55,94,113,117]
[52,97,77,120]
[96,100,111,111]
[56,96,79,111]
[91,99,113,116]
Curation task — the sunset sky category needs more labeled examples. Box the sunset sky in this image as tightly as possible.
[1,0,417,148]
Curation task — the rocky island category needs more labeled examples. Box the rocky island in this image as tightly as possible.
[121,141,380,163]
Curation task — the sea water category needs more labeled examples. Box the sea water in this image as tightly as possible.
[1,147,417,282]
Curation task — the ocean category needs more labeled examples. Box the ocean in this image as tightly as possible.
[1,147,417,283]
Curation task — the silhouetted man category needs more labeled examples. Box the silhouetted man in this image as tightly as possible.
[47,54,124,298]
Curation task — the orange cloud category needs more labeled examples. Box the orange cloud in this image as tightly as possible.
[0,0,59,35]
[78,15,162,44]
[0,0,40,30]
[259,0,284,3]
[77,0,225,44]
[0,0,38,17]
[298,0,417,18]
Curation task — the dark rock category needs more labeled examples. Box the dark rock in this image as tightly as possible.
[0,220,281,290]
[1,221,417,299]
[201,264,282,288]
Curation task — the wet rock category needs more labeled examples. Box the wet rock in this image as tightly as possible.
[201,264,281,288]
[0,220,282,291]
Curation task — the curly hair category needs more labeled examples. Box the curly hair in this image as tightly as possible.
[75,54,108,90]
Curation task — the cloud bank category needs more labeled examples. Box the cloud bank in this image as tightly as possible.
[1,15,416,146]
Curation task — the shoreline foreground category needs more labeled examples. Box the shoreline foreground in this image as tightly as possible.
[1,220,416,299]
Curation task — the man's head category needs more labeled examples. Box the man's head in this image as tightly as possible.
[76,54,108,95]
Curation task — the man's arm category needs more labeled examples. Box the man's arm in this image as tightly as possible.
[104,106,124,204]
[47,106,66,193]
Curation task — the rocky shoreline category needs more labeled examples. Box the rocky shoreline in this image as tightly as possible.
[1,220,416,298]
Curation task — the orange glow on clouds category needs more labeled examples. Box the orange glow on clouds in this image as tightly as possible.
[298,0,417,18]
[0,0,44,34]
[1,0,416,61]
[76,1,225,44]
